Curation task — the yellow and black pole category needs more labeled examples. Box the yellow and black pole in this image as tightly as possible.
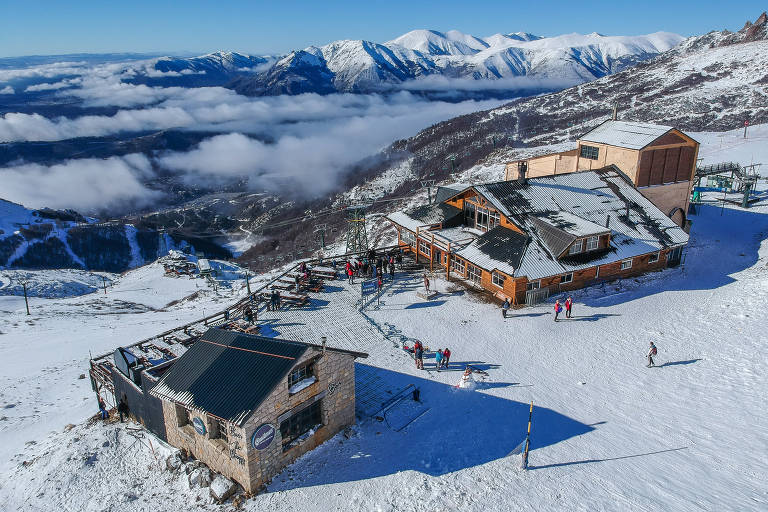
[522,400,533,469]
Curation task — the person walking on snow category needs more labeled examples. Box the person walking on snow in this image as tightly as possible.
[435,349,443,372]
[423,274,430,292]
[647,342,658,367]
[565,296,573,318]
[502,298,510,318]
[98,397,109,420]
[413,340,424,370]
[442,348,451,369]
[347,265,355,284]
[554,300,562,322]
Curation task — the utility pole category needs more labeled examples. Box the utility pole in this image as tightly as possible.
[420,180,436,204]
[245,270,251,295]
[314,224,327,249]
[21,281,30,315]
[521,400,533,469]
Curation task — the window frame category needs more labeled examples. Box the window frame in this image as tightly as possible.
[288,360,316,390]
[417,240,431,257]
[569,239,584,255]
[586,235,599,251]
[467,264,482,283]
[451,257,466,275]
[279,400,323,451]
[560,273,573,284]
[176,405,191,427]
[526,280,540,291]
[621,259,633,270]
[401,229,415,246]
[648,252,660,263]
[580,145,600,160]
[489,210,500,230]
[491,271,506,288]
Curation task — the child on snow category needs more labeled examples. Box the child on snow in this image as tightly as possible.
[502,298,510,318]
[647,342,658,367]
[554,300,562,322]
[435,349,443,371]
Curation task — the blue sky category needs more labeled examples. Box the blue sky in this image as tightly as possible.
[1,0,765,57]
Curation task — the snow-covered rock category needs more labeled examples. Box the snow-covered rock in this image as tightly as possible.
[188,467,212,489]
[209,475,237,502]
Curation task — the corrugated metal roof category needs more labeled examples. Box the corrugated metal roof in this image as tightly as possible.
[461,167,688,280]
[150,328,309,426]
[455,226,528,276]
[434,184,468,204]
[386,203,462,232]
[579,120,673,150]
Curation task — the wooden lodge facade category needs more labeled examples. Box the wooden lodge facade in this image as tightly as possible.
[504,120,700,227]
[388,166,688,305]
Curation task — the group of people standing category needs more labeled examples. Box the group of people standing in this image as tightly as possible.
[411,340,451,371]
[553,296,573,321]
[344,250,401,284]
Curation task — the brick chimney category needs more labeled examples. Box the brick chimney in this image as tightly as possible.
[517,161,528,185]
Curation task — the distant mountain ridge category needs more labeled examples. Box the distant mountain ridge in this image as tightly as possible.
[227,29,683,96]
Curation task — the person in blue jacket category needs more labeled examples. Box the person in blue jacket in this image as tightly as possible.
[435,348,443,371]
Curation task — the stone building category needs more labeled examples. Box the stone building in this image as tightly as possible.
[504,120,700,226]
[150,328,367,493]
[388,165,689,305]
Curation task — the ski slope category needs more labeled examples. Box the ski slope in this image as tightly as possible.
[1,139,767,510]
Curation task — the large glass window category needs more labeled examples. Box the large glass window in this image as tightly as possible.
[526,280,540,291]
[467,264,482,283]
[489,211,500,229]
[401,229,415,246]
[451,258,466,275]
[569,240,583,255]
[492,271,506,288]
[418,240,431,257]
[580,145,599,160]
[464,202,476,226]
[586,236,599,251]
[476,207,489,231]
[280,400,322,451]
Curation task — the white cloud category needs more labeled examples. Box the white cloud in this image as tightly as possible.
[24,78,81,92]
[0,86,14,94]
[0,155,162,212]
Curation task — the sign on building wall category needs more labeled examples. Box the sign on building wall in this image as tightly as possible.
[251,423,276,451]
[192,417,206,436]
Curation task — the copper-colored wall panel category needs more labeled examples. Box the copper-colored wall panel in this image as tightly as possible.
[677,146,695,182]
[649,149,665,185]
[637,151,652,187]
[663,147,680,183]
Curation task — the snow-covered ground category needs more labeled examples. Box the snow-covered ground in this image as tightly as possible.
[1,135,768,511]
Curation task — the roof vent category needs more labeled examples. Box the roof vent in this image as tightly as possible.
[605,215,610,228]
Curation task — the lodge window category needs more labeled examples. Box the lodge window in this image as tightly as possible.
[621,259,633,270]
[526,280,540,291]
[208,417,228,443]
[467,264,482,283]
[560,273,573,284]
[492,271,506,288]
[418,240,431,257]
[464,202,475,226]
[451,257,466,275]
[476,207,490,231]
[569,240,583,255]
[489,211,500,229]
[288,360,316,394]
[586,236,599,251]
[580,145,599,160]
[175,405,191,427]
[649,252,660,263]
[280,400,322,451]
[401,229,415,246]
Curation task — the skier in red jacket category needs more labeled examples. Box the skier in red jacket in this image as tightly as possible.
[554,300,562,322]
[565,296,573,318]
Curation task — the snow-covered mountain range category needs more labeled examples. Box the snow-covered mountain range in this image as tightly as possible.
[230,29,683,96]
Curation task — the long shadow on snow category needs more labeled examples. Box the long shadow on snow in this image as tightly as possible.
[578,205,768,308]
[658,359,702,367]
[268,364,593,491]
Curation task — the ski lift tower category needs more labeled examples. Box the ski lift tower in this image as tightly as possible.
[345,202,372,255]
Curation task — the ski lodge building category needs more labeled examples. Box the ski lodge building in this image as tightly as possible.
[387,165,688,305]
[99,327,366,494]
[504,120,700,227]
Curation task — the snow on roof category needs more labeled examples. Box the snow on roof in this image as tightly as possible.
[386,203,463,232]
[579,120,674,150]
[455,226,528,276]
[426,167,688,280]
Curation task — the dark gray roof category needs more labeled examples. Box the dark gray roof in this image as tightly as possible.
[434,185,466,204]
[528,216,576,258]
[407,202,463,226]
[150,328,310,426]
[455,226,528,276]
